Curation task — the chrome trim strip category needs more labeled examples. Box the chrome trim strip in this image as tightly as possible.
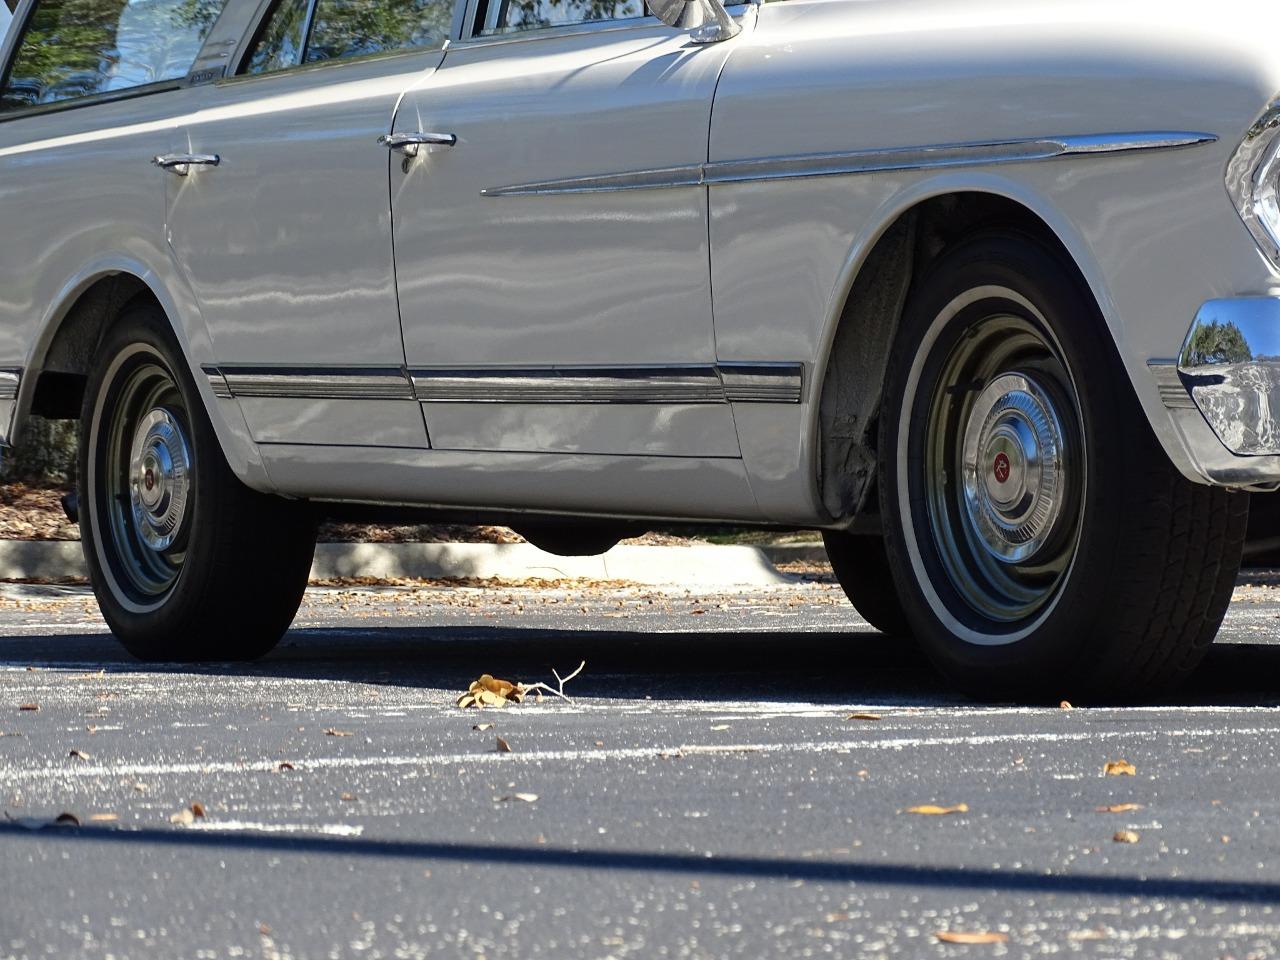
[482,132,1218,197]
[210,366,416,401]
[718,361,804,403]
[1147,361,1196,411]
[410,363,804,404]
[0,368,21,402]
[202,366,233,399]
[411,366,725,404]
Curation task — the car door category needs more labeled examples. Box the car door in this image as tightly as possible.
[163,0,456,448]
[390,2,742,457]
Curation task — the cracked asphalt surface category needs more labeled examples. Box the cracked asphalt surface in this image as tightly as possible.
[3,572,1280,959]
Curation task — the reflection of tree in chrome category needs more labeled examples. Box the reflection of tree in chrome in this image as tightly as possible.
[1186,319,1254,365]
[0,0,223,111]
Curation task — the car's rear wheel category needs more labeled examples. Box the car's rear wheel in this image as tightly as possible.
[876,234,1247,701]
[80,301,316,661]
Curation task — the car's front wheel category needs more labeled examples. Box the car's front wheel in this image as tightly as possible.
[876,234,1247,701]
[80,301,316,661]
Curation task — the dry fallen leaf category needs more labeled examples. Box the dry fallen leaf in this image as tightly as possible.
[68,749,92,761]
[1096,803,1144,813]
[1059,700,1074,710]
[324,728,353,737]
[497,793,538,803]
[340,792,356,802]
[846,713,882,721]
[1113,830,1140,844]
[89,813,119,823]
[495,736,512,753]
[191,802,206,819]
[935,931,1008,944]
[18,704,38,712]
[457,674,525,709]
[1103,760,1137,776]
[905,803,969,816]
[277,762,295,772]
[53,812,80,827]
[170,808,194,826]
[710,724,730,731]
[1067,929,1109,942]
[473,723,494,731]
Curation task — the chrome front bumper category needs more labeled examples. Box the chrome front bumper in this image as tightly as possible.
[1153,297,1280,489]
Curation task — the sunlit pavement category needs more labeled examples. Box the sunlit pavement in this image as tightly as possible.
[2,574,1280,959]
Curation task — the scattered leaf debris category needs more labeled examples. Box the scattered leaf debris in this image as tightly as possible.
[845,713,882,722]
[18,704,38,712]
[340,792,356,802]
[1096,803,1144,813]
[495,736,513,753]
[169,803,205,826]
[1113,830,1140,844]
[497,793,538,803]
[935,931,1008,944]
[325,728,354,737]
[473,723,494,731]
[905,803,969,816]
[1059,701,1074,710]
[277,762,295,772]
[1103,760,1137,776]
[53,812,80,827]
[89,813,118,823]
[68,749,92,761]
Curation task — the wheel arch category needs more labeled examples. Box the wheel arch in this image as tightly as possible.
[811,181,1112,525]
[14,258,272,492]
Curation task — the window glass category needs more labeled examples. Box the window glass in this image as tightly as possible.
[242,0,451,75]
[0,0,226,112]
[0,4,12,43]
[482,0,644,34]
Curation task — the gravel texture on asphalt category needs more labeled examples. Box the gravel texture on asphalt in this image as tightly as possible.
[2,576,1280,959]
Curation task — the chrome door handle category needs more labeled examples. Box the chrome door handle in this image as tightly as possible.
[378,132,457,157]
[153,154,220,176]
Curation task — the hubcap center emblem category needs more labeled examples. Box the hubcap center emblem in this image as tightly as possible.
[993,452,1011,484]
[144,468,156,491]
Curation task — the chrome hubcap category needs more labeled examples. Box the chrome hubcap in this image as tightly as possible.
[961,373,1067,563]
[128,408,191,551]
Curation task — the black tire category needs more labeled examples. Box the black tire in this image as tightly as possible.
[79,301,316,661]
[878,233,1247,701]
[823,531,911,636]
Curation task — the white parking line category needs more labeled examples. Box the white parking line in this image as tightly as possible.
[1,726,1275,783]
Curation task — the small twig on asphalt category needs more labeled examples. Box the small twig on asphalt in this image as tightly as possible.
[521,660,586,703]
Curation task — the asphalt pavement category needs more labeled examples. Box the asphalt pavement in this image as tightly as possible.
[3,572,1280,959]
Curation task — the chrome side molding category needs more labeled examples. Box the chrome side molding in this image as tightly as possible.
[203,366,415,401]
[201,362,804,405]
[0,368,21,401]
[482,131,1218,198]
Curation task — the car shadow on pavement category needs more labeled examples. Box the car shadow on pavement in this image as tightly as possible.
[2,623,1279,707]
[3,822,1279,903]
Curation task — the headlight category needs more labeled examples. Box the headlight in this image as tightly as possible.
[1228,98,1280,268]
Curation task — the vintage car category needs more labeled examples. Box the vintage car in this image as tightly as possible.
[0,0,1276,699]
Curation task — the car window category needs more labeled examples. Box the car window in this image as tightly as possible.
[476,0,645,35]
[0,4,12,43]
[0,0,228,113]
[242,0,451,75]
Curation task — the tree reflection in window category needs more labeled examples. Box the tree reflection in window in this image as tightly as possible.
[492,0,643,32]
[1185,320,1254,366]
[0,0,226,112]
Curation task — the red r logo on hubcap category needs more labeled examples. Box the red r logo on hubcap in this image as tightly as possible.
[144,468,155,491]
[993,452,1011,484]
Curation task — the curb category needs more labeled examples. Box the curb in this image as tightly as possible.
[0,540,803,587]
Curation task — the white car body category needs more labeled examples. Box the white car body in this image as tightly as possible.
[0,0,1277,526]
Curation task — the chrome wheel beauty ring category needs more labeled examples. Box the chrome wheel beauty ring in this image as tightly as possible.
[961,373,1068,564]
